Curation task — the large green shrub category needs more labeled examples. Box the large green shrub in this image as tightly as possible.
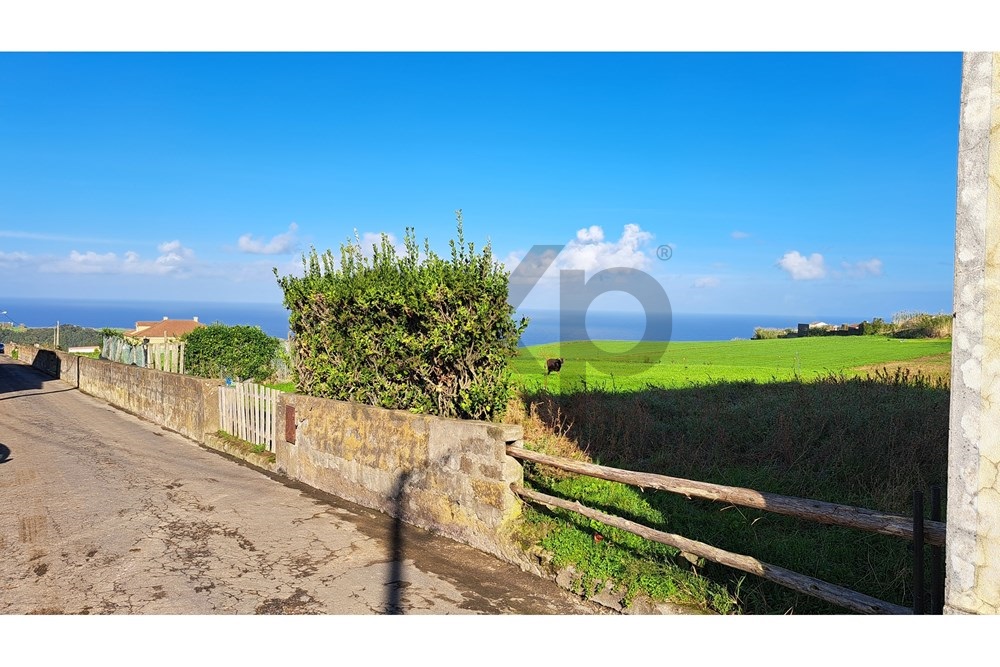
[274,212,527,421]
[863,317,891,336]
[752,327,793,340]
[183,323,281,383]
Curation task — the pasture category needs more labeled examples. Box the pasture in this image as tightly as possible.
[513,336,952,392]
[508,335,952,613]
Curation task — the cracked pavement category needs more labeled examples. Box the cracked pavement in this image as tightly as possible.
[0,357,603,615]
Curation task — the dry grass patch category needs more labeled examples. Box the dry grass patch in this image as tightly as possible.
[852,353,951,385]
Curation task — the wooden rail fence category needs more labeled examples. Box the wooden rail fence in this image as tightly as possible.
[219,382,278,452]
[507,445,945,615]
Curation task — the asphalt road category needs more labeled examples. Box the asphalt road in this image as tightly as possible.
[0,356,603,615]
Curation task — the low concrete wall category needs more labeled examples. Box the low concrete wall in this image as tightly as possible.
[5,343,221,442]
[277,394,525,560]
[4,342,526,560]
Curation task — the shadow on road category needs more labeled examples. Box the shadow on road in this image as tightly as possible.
[386,470,412,615]
[0,357,49,394]
[0,387,76,402]
[0,443,10,463]
[0,356,67,397]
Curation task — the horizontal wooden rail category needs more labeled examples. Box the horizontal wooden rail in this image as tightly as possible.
[507,446,945,547]
[513,485,911,615]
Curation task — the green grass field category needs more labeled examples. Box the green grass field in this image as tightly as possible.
[509,335,952,614]
[513,336,952,392]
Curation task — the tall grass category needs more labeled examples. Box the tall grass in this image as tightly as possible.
[891,311,953,339]
[507,368,949,614]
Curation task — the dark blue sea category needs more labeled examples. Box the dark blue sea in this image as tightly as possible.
[514,309,873,346]
[0,297,873,345]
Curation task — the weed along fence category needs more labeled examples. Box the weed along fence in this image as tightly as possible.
[219,382,279,452]
[506,446,946,615]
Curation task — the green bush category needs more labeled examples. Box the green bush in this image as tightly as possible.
[183,323,281,383]
[752,327,793,340]
[891,312,952,339]
[863,317,891,336]
[274,211,527,421]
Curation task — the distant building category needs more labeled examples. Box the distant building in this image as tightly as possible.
[797,320,865,337]
[798,321,832,335]
[123,316,205,344]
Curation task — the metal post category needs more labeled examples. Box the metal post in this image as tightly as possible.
[913,490,925,615]
[930,485,944,614]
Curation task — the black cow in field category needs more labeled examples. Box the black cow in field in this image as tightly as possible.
[545,358,564,375]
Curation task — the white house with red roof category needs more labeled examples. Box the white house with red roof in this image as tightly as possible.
[123,316,205,344]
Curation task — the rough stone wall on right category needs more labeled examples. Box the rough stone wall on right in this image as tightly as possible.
[947,51,1000,615]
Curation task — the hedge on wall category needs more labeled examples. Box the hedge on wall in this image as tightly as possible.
[183,323,281,383]
[274,211,527,421]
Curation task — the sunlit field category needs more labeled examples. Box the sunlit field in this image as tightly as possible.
[513,336,952,392]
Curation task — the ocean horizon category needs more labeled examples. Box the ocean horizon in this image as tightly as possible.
[0,297,875,345]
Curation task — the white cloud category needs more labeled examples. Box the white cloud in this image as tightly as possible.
[731,231,751,239]
[504,224,657,309]
[156,240,195,268]
[0,250,31,265]
[557,223,653,273]
[504,223,661,313]
[777,250,827,280]
[41,241,197,275]
[842,258,883,277]
[237,222,299,255]
[576,225,605,243]
[67,250,120,273]
[692,276,721,288]
[505,223,655,278]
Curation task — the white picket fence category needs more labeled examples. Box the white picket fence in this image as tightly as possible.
[219,382,279,452]
[102,336,185,373]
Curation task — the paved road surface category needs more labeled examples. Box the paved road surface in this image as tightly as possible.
[0,356,603,615]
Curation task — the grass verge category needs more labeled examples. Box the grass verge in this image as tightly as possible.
[505,342,950,614]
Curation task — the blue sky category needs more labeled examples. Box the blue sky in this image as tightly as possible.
[0,51,963,319]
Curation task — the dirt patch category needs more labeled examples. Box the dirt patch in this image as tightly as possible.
[852,353,952,383]
[27,607,63,614]
[255,588,321,614]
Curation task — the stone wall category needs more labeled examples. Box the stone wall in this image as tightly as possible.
[3,342,526,561]
[276,393,525,560]
[4,343,221,442]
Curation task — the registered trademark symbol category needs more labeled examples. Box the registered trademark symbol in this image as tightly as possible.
[656,245,673,261]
